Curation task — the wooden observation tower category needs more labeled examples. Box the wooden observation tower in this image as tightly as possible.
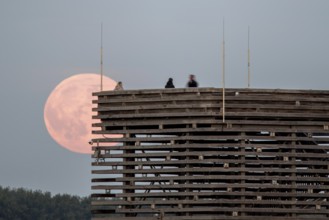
[91,88,329,219]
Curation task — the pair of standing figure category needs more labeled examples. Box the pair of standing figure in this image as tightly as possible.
[165,74,198,88]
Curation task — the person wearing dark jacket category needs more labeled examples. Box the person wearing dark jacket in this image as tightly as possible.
[114,81,124,90]
[165,78,175,88]
[187,74,198,87]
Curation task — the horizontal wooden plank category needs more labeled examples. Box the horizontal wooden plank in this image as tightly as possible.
[114,191,329,198]
[91,199,329,206]
[94,102,329,111]
[92,167,329,175]
[93,96,329,107]
[91,135,329,143]
[93,89,329,103]
[93,127,329,135]
[93,111,329,120]
[93,87,329,96]
[92,175,329,183]
[91,183,329,190]
[111,206,329,214]
[91,143,329,151]
[91,158,329,167]
[93,119,329,127]
[92,150,329,159]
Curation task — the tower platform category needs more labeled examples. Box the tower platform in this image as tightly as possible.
[91,88,329,219]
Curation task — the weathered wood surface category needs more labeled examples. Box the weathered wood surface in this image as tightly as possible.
[91,88,329,220]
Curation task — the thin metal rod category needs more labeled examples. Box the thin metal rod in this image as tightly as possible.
[222,19,225,123]
[100,22,103,91]
[248,26,250,88]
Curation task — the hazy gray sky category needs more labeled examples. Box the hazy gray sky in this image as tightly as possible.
[0,0,328,196]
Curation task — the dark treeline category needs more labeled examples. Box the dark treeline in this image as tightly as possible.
[0,186,91,220]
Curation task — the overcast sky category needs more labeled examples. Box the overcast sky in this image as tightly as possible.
[0,0,328,196]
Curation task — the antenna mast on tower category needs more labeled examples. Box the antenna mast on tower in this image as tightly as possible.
[248,26,251,88]
[222,18,226,123]
[100,22,103,91]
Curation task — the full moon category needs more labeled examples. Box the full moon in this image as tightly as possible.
[44,73,117,154]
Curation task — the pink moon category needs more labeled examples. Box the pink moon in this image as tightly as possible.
[44,73,116,154]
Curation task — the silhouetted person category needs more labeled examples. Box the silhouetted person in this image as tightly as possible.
[187,74,198,87]
[165,78,175,88]
[114,81,124,90]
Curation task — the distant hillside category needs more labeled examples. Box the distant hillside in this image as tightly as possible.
[0,186,91,220]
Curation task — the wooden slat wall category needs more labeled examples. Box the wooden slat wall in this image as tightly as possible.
[91,88,329,220]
